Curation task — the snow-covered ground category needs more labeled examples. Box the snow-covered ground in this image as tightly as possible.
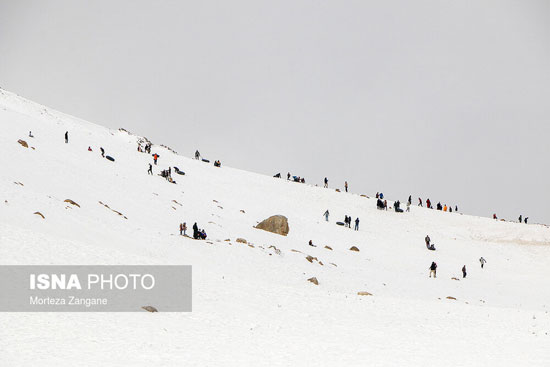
[1,88,549,366]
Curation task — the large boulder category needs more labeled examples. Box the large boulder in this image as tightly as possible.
[254,215,289,236]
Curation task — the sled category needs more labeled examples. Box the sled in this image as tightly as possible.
[105,156,115,162]
[336,222,345,226]
[202,158,210,163]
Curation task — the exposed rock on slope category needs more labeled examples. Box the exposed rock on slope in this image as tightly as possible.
[255,215,289,236]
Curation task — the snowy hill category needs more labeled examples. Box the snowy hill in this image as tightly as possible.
[1,88,549,366]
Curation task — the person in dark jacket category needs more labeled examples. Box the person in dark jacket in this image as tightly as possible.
[193,222,199,239]
[429,262,437,278]
[148,163,153,175]
[354,217,359,231]
[65,131,68,143]
[462,265,467,278]
[418,197,423,207]
[324,177,328,188]
[425,235,431,248]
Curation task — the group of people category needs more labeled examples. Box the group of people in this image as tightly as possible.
[138,142,152,153]
[159,167,176,183]
[192,222,207,240]
[323,210,359,230]
[426,235,487,278]
[213,160,221,167]
[418,197,458,213]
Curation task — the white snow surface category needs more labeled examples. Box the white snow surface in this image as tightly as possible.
[1,88,550,366]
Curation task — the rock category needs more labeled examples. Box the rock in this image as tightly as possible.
[335,189,340,192]
[236,238,247,244]
[446,296,457,300]
[240,210,245,213]
[34,211,45,219]
[224,239,230,242]
[17,139,28,148]
[305,255,318,263]
[318,261,324,266]
[307,277,319,285]
[324,245,333,250]
[360,194,368,198]
[451,277,460,281]
[254,215,289,236]
[330,263,337,267]
[64,199,80,208]
[291,249,302,253]
[357,291,373,296]
[349,246,360,252]
[142,306,158,312]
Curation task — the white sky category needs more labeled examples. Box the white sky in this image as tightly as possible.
[1,0,549,224]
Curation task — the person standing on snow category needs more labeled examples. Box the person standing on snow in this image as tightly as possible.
[345,181,348,192]
[462,265,467,278]
[429,262,437,278]
[148,163,153,175]
[418,198,423,207]
[518,215,522,223]
[100,147,105,157]
[323,210,330,222]
[425,235,431,248]
[479,257,486,269]
[64,131,68,143]
[152,153,159,165]
[408,195,412,205]
[426,199,431,209]
[182,222,187,236]
[192,222,199,239]
[179,223,184,235]
[195,150,201,160]
[324,177,328,188]
[406,201,411,212]
[354,217,360,231]
[384,200,388,210]
[524,217,529,224]
[493,214,497,220]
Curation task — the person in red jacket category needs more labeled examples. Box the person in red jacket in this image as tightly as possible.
[152,153,159,165]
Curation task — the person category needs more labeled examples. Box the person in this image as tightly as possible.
[377,199,385,210]
[152,153,159,165]
[29,131,33,138]
[394,200,403,213]
[323,210,329,222]
[443,204,447,212]
[406,201,411,212]
[274,173,281,178]
[429,262,437,278]
[418,198,423,207]
[384,200,388,210]
[287,172,291,180]
[479,257,486,269]
[168,167,171,177]
[193,222,199,239]
[493,213,497,220]
[425,235,431,248]
[308,240,316,247]
[426,199,431,209]
[214,160,221,167]
[64,131,68,143]
[88,146,92,151]
[345,181,348,192]
[344,215,349,227]
[437,202,442,210]
[182,222,187,236]
[100,147,105,157]
[376,192,379,199]
[449,206,453,213]
[408,195,412,205]
[324,177,328,188]
[354,217,359,231]
[199,229,207,240]
[462,265,467,278]
[380,192,384,200]
[179,223,184,235]
[455,205,458,212]
[524,217,529,224]
[518,215,522,223]
[195,150,201,160]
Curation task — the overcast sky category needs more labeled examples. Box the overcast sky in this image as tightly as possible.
[1,0,549,224]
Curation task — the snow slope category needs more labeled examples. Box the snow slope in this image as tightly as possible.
[1,88,549,366]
